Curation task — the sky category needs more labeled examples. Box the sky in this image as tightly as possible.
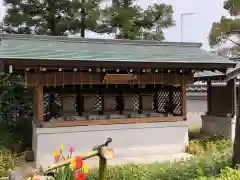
[0,0,229,50]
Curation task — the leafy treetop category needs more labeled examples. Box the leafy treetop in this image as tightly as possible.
[209,0,240,47]
[100,0,174,40]
[2,0,104,37]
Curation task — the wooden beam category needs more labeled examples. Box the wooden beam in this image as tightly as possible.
[34,85,44,122]
[25,72,193,86]
[42,117,182,127]
[207,80,212,115]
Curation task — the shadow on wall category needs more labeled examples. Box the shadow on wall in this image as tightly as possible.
[187,99,207,128]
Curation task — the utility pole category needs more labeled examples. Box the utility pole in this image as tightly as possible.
[180,12,195,42]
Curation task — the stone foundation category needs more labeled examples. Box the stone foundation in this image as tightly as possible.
[201,115,236,140]
[32,121,188,168]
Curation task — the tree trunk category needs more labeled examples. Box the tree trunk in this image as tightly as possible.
[80,0,86,38]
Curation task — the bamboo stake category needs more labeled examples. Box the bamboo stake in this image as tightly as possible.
[98,157,107,180]
[29,147,114,176]
[43,150,99,174]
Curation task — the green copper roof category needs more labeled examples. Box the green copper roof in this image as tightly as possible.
[0,34,236,66]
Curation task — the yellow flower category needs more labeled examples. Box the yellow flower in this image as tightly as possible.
[26,178,32,180]
[53,151,58,157]
[60,144,64,152]
[71,159,76,169]
[83,163,89,174]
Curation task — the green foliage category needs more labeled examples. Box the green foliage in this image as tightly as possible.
[224,0,240,16]
[209,16,240,46]
[0,73,31,127]
[187,135,232,155]
[0,148,17,177]
[209,0,240,46]
[85,151,231,180]
[2,0,103,36]
[54,165,75,180]
[100,0,174,40]
[196,167,240,180]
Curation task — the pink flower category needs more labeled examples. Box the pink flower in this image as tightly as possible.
[69,145,74,153]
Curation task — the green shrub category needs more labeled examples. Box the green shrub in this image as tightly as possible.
[86,150,231,180]
[0,148,17,176]
[196,167,240,180]
[187,128,232,155]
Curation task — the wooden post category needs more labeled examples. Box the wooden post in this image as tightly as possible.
[180,78,187,120]
[138,93,142,114]
[207,80,212,115]
[34,85,44,122]
[98,156,107,180]
[227,78,237,117]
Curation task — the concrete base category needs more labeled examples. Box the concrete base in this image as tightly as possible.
[32,121,189,168]
[201,115,236,140]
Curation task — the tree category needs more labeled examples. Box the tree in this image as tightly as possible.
[209,0,240,49]
[1,0,103,37]
[100,0,174,40]
[208,0,240,168]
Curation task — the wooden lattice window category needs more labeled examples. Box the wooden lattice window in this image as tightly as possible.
[44,92,62,118]
[94,95,103,112]
[173,91,182,115]
[133,95,139,111]
[156,91,169,113]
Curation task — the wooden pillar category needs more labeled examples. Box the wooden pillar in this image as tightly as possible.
[207,80,212,115]
[180,78,187,120]
[34,85,44,122]
[227,78,237,117]
[233,78,240,167]
[76,90,84,116]
[116,92,123,114]
[100,93,104,115]
[138,93,142,114]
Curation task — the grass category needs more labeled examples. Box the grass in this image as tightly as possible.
[85,151,232,180]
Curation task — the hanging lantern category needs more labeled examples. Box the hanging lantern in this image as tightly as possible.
[9,65,13,74]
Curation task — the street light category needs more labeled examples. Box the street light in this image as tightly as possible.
[181,12,195,42]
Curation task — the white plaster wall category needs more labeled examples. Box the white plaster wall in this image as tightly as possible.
[33,121,188,168]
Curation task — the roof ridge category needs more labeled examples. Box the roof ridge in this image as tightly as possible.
[0,33,202,47]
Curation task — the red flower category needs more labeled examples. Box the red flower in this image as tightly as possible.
[55,154,60,161]
[74,172,85,180]
[76,156,83,169]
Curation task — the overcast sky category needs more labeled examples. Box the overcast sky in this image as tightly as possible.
[0,0,228,50]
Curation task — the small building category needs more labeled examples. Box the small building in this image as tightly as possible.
[0,34,235,168]
[200,58,240,140]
